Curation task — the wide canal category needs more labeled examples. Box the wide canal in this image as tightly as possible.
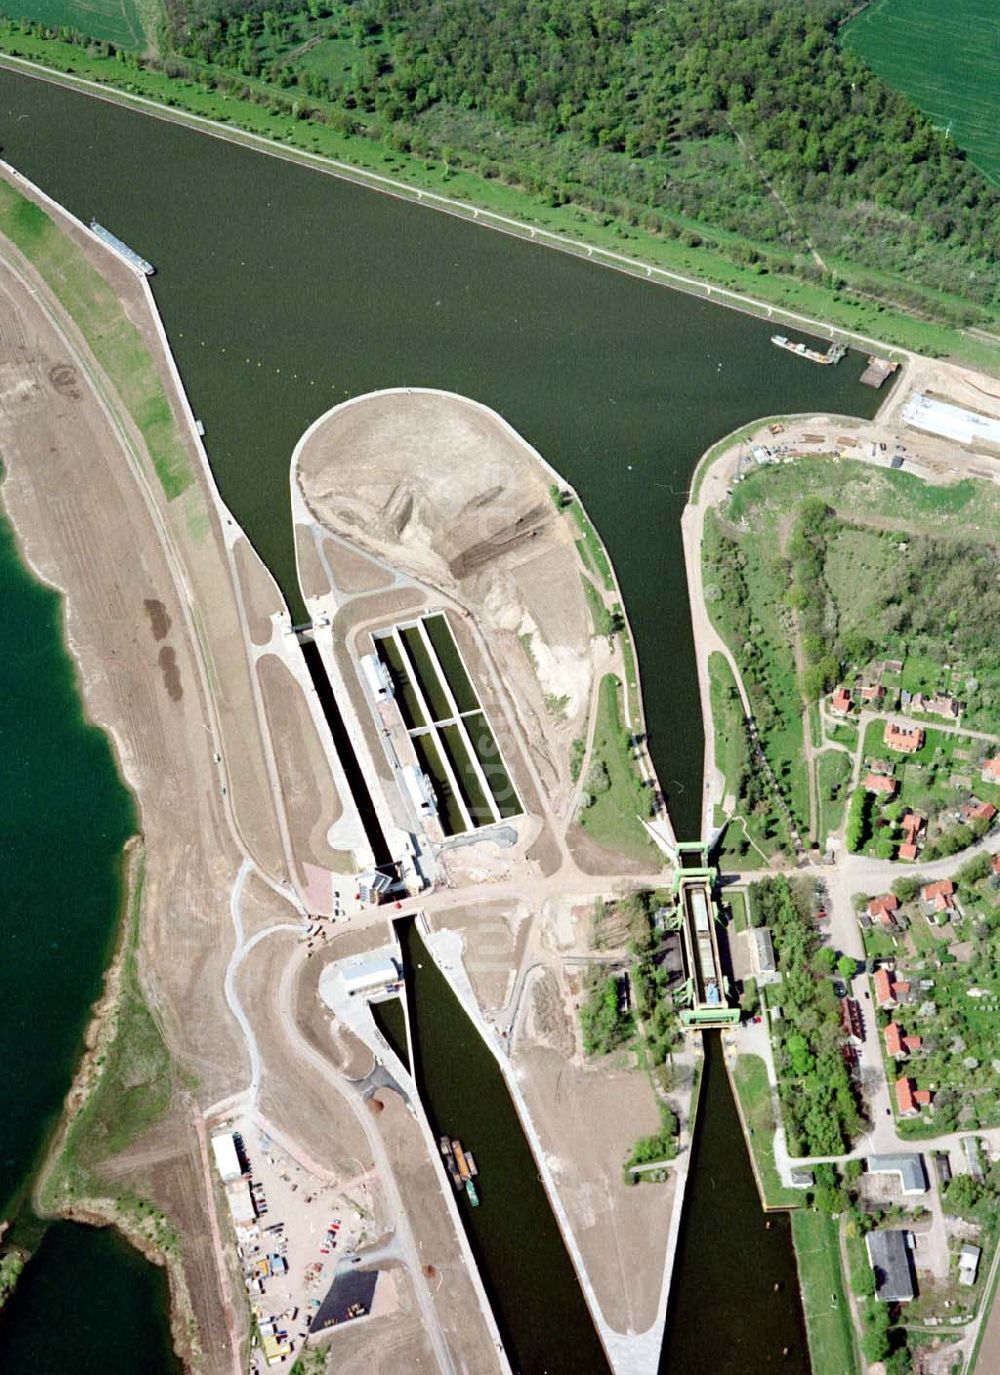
[0,65,883,1372]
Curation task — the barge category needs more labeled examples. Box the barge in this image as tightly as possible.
[441,1136,479,1200]
[89,220,155,276]
[771,333,845,365]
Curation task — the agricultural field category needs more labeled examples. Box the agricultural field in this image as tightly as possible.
[843,0,1000,186]
[4,0,155,49]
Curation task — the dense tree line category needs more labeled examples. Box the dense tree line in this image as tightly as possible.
[167,0,1000,316]
[751,876,860,1155]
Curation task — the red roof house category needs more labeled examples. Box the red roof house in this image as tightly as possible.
[868,893,900,926]
[982,754,1000,785]
[922,880,957,918]
[885,1024,922,1059]
[962,800,997,826]
[896,1078,931,1117]
[831,687,853,717]
[884,721,924,754]
[874,968,895,1009]
[865,772,897,797]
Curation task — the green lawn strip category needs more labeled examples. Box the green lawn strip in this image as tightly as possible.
[569,501,614,592]
[1,33,999,370]
[618,625,642,732]
[708,650,745,802]
[0,178,193,499]
[727,889,749,934]
[816,750,852,844]
[791,1210,859,1375]
[581,574,612,637]
[39,849,177,1251]
[578,673,659,866]
[729,1054,801,1210]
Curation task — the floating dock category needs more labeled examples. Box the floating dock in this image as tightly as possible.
[859,355,899,389]
[89,220,155,276]
[771,333,845,365]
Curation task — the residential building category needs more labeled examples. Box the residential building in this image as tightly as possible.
[898,811,925,863]
[896,1077,932,1117]
[840,996,864,1046]
[860,683,886,707]
[921,880,957,921]
[884,721,924,754]
[867,893,900,928]
[866,1230,916,1303]
[830,686,853,717]
[865,772,897,798]
[874,968,910,1010]
[910,692,960,721]
[884,1023,922,1059]
[982,754,1000,786]
[962,800,997,827]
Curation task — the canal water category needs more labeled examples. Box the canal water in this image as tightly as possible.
[397,917,611,1375]
[0,66,882,843]
[0,67,885,1371]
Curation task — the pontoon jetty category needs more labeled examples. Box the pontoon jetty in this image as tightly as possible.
[89,220,155,277]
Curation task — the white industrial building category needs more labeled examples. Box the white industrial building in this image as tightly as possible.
[901,393,1000,449]
[360,652,393,702]
[341,952,401,997]
[210,1131,242,1184]
[402,764,437,816]
[959,1244,981,1287]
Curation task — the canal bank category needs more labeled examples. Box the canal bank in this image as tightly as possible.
[0,62,884,843]
[0,68,889,1370]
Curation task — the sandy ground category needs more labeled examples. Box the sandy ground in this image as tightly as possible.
[0,181,300,1373]
[295,390,593,807]
[234,536,283,647]
[323,534,394,594]
[426,900,532,1011]
[512,971,672,1336]
[256,653,352,876]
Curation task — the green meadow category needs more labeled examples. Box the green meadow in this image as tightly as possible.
[843,0,1000,185]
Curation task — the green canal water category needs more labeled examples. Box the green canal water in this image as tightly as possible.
[0,66,886,1371]
[0,498,178,1369]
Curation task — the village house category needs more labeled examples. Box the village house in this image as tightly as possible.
[830,686,853,717]
[885,1023,922,1059]
[898,811,925,862]
[841,996,864,1046]
[865,772,897,798]
[884,721,924,755]
[874,967,911,1011]
[961,800,997,828]
[908,691,960,721]
[896,1077,933,1118]
[921,880,958,922]
[982,754,1000,786]
[860,683,887,707]
[867,893,900,929]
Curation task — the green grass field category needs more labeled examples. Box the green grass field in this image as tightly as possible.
[843,0,1000,186]
[577,673,659,866]
[4,0,152,50]
[791,1210,859,1375]
[0,179,193,500]
[729,1054,802,1209]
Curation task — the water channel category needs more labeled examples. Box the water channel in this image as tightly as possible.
[0,66,885,1371]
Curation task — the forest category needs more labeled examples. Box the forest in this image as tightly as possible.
[161,0,999,324]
